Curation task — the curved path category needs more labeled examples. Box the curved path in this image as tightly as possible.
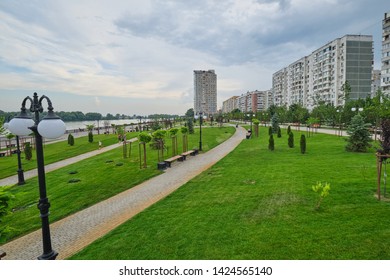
[1,126,246,260]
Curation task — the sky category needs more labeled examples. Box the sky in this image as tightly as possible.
[0,0,389,116]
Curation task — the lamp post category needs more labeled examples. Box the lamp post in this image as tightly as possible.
[8,92,65,260]
[247,113,255,137]
[195,112,204,151]
[3,119,25,185]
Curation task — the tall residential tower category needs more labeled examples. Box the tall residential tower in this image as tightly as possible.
[272,34,373,110]
[382,11,390,94]
[194,70,217,116]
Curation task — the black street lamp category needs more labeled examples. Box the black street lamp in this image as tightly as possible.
[15,136,25,185]
[8,92,65,260]
[196,112,204,151]
[247,113,255,136]
[3,119,25,185]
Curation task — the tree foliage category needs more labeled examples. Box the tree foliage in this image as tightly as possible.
[268,134,275,151]
[345,114,372,152]
[24,142,33,160]
[68,134,75,146]
[0,187,13,242]
[300,134,306,154]
[288,132,294,148]
[379,118,390,154]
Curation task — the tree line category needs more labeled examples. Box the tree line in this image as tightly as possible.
[224,90,390,128]
[0,110,180,123]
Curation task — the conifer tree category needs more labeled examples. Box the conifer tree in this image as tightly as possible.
[300,134,306,154]
[268,134,275,151]
[288,132,294,148]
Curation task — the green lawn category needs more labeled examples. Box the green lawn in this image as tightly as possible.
[0,132,134,179]
[70,127,390,260]
[1,126,235,244]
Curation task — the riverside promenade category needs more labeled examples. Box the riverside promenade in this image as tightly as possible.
[1,126,246,260]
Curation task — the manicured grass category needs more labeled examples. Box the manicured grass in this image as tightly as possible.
[1,126,235,243]
[0,132,135,179]
[70,127,390,260]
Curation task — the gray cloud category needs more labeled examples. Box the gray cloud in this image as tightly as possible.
[0,0,389,115]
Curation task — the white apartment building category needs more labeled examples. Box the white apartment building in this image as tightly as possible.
[222,96,239,113]
[194,70,217,116]
[382,11,390,94]
[273,34,374,110]
[237,90,272,113]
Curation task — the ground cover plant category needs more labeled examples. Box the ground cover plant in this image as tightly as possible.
[0,132,137,179]
[70,127,390,260]
[0,126,234,243]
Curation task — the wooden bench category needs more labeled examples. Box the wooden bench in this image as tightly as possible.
[164,155,184,167]
[181,149,197,160]
[0,250,6,260]
[0,152,6,157]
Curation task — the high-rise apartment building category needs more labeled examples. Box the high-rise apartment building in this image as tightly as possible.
[194,70,217,116]
[272,34,374,110]
[382,11,390,94]
[222,96,239,113]
[237,90,273,113]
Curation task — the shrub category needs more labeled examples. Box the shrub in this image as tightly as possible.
[312,182,331,210]
[268,126,273,136]
[277,127,282,138]
[288,132,294,148]
[187,118,194,134]
[0,187,14,242]
[287,125,291,135]
[300,134,306,154]
[345,114,372,152]
[24,142,32,160]
[88,131,93,143]
[68,134,75,146]
[268,134,275,151]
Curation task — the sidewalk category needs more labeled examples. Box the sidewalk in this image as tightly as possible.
[1,126,246,260]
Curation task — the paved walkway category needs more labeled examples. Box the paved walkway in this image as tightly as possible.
[1,126,247,260]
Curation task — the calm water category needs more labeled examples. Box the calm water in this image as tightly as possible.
[64,119,148,131]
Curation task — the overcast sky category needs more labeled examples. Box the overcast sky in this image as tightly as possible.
[0,0,388,116]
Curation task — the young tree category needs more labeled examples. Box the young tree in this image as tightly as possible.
[268,126,273,136]
[300,134,306,154]
[181,126,189,152]
[24,142,33,160]
[187,117,195,134]
[138,132,152,168]
[345,114,372,152]
[268,134,275,151]
[277,127,282,138]
[252,119,260,137]
[288,132,294,148]
[379,118,390,154]
[68,134,75,146]
[169,127,179,156]
[86,124,95,143]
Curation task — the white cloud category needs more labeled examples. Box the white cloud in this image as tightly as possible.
[0,0,388,115]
